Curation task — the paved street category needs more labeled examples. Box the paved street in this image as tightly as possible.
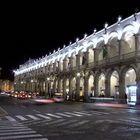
[0,95,140,140]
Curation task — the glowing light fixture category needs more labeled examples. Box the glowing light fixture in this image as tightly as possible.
[77,72,80,77]
[104,22,108,34]
[76,38,79,42]
[104,22,108,29]
[117,15,122,24]
[126,73,129,77]
[93,28,97,35]
[84,33,87,39]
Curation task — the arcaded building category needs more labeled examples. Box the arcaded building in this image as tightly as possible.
[14,12,140,104]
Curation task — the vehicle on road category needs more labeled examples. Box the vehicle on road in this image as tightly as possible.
[53,93,64,103]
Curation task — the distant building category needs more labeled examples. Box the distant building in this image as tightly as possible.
[0,80,14,92]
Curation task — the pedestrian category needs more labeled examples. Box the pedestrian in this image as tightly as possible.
[125,93,127,104]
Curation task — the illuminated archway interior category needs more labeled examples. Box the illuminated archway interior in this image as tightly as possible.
[88,75,94,96]
[125,68,136,103]
[98,73,105,96]
[110,71,119,97]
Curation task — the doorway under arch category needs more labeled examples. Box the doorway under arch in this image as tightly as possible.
[125,68,136,104]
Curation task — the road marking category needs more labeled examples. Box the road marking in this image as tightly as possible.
[64,112,83,117]
[0,134,43,140]
[46,119,65,125]
[29,138,48,140]
[16,115,28,121]
[0,128,32,132]
[0,107,8,115]
[0,130,36,136]
[55,119,78,127]
[0,120,48,140]
[73,111,92,116]
[46,113,62,118]
[55,112,72,117]
[118,118,140,125]
[5,116,16,121]
[36,114,51,119]
[0,126,27,130]
[26,115,40,120]
[68,120,89,128]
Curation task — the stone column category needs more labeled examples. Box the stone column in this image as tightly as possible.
[69,78,72,100]
[134,33,140,56]
[93,48,98,66]
[105,73,110,97]
[76,54,80,70]
[84,52,89,66]
[76,77,80,101]
[118,39,121,59]
[84,77,89,102]
[58,79,61,93]
[53,63,56,72]
[119,73,126,103]
[69,57,73,70]
[53,80,56,93]
[63,59,67,71]
[94,76,98,97]
[63,78,66,100]
[136,75,140,105]
[56,61,59,72]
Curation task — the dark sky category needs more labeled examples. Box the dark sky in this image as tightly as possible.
[0,1,140,80]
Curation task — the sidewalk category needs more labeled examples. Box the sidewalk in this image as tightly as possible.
[85,102,140,110]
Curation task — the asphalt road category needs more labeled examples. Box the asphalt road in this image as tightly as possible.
[0,94,140,140]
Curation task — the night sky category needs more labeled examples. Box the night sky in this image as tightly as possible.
[0,1,139,80]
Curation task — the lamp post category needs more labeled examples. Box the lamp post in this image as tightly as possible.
[47,77,51,98]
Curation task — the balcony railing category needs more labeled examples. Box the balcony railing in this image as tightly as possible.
[25,51,139,76]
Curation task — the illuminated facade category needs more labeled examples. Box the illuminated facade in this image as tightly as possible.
[0,80,14,92]
[14,12,140,104]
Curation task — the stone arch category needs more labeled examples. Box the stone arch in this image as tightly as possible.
[76,49,84,66]
[64,54,70,70]
[98,73,105,96]
[121,25,136,54]
[120,65,137,102]
[59,58,64,71]
[87,47,94,63]
[94,71,105,96]
[108,32,119,58]
[71,52,76,67]
[109,70,119,97]
[96,38,105,61]
[87,41,94,49]
[88,74,94,96]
